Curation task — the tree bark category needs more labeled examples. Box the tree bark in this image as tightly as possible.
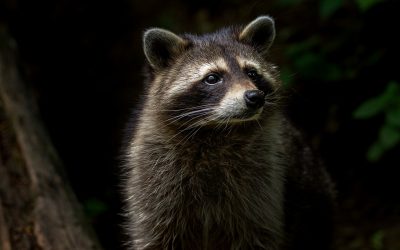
[0,29,103,250]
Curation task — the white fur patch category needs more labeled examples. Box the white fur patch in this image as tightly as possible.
[214,82,261,121]
[166,57,229,98]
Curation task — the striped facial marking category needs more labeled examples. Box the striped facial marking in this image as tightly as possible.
[236,56,277,87]
[165,57,229,98]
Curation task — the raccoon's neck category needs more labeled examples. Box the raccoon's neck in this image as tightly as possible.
[152,121,261,151]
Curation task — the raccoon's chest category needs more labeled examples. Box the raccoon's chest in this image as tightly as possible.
[177,143,267,201]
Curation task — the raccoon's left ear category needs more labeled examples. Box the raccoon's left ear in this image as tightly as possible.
[143,28,187,70]
[239,16,276,55]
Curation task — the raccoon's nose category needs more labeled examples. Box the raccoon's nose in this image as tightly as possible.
[244,90,265,109]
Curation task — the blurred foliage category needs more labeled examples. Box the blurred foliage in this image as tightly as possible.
[279,0,384,86]
[319,0,343,19]
[276,0,400,164]
[354,82,400,162]
[283,37,343,85]
[371,230,384,250]
[356,0,383,12]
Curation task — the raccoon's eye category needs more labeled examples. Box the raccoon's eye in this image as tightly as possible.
[202,73,222,85]
[246,69,261,82]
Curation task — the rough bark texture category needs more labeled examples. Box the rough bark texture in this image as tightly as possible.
[0,29,103,250]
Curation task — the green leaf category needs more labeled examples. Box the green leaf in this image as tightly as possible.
[320,0,343,19]
[378,124,400,149]
[367,124,400,162]
[356,0,382,12]
[367,141,384,162]
[386,106,400,126]
[353,96,387,119]
[354,81,400,119]
[383,81,400,101]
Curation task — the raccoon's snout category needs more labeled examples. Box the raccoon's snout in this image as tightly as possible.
[244,90,265,109]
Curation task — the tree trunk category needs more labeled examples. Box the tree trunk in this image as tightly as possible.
[0,29,103,250]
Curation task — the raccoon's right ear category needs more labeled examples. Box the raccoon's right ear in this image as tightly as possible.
[143,28,187,70]
[239,16,276,55]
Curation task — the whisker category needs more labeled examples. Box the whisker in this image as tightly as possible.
[165,112,211,143]
[154,107,214,131]
[163,107,214,123]
[146,104,215,113]
[255,120,264,131]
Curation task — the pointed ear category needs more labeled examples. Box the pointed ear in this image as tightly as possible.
[143,28,187,70]
[239,16,276,55]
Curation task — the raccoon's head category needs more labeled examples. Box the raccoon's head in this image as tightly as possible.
[143,16,281,129]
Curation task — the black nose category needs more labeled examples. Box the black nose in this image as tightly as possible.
[244,90,265,109]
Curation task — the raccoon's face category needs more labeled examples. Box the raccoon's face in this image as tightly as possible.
[143,16,280,128]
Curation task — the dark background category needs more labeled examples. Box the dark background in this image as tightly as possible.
[1,0,399,249]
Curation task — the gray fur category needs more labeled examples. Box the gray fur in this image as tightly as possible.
[123,16,334,250]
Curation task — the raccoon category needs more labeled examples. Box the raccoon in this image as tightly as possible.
[123,16,335,250]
